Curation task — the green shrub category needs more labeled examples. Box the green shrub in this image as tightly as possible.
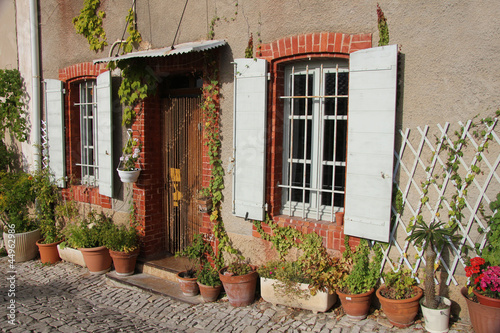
[62,210,113,248]
[0,171,37,233]
[103,223,138,253]
[197,262,221,287]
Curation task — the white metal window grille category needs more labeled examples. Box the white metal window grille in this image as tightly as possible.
[76,80,98,186]
[280,61,349,221]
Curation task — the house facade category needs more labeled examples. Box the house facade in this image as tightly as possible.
[3,0,500,317]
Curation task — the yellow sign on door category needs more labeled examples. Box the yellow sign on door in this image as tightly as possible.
[170,168,182,206]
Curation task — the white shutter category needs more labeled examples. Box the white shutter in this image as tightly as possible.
[344,44,398,243]
[45,79,66,188]
[96,71,113,197]
[233,58,268,221]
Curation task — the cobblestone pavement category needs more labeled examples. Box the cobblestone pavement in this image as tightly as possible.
[1,258,473,333]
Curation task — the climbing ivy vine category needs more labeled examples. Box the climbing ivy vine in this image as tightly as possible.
[0,69,29,170]
[376,3,390,46]
[72,0,107,51]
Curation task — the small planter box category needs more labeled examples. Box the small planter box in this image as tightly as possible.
[260,277,337,313]
[57,244,86,267]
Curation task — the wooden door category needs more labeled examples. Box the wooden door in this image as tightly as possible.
[163,97,203,253]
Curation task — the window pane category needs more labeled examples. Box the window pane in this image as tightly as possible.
[325,73,336,95]
[323,119,335,161]
[321,165,333,206]
[336,120,347,161]
[291,119,312,160]
[290,163,311,203]
[292,74,313,116]
[338,72,348,95]
[338,97,348,116]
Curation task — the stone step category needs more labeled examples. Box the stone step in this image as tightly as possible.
[105,255,206,304]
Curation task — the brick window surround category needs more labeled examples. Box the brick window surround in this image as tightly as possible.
[253,32,372,252]
[59,63,112,208]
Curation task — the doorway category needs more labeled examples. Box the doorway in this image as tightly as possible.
[162,96,203,254]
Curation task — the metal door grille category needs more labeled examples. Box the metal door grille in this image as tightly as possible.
[163,97,203,254]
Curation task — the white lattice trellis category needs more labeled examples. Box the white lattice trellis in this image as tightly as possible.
[380,117,500,286]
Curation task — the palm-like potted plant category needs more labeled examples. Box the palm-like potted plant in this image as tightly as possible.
[219,258,259,307]
[104,223,140,276]
[376,267,423,327]
[337,237,383,320]
[63,210,114,274]
[197,262,222,302]
[0,171,39,262]
[406,216,456,332]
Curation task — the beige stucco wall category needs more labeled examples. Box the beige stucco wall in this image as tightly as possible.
[0,0,18,69]
[35,0,500,320]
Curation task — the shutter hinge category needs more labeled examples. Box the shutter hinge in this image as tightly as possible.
[63,88,66,95]
[267,73,271,81]
[264,203,268,211]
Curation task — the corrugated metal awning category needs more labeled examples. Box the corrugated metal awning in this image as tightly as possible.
[93,39,226,64]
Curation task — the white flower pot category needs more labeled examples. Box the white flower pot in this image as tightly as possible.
[3,229,40,262]
[57,244,86,267]
[117,168,141,183]
[420,296,451,333]
[260,277,337,313]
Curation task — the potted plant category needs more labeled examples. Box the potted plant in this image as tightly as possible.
[55,199,86,267]
[406,217,456,332]
[32,169,64,264]
[117,129,141,183]
[174,234,209,296]
[196,188,212,213]
[63,210,114,274]
[376,267,423,327]
[460,193,500,333]
[104,223,140,276]
[258,258,341,313]
[197,262,222,302]
[219,258,259,307]
[0,170,39,262]
[337,237,382,320]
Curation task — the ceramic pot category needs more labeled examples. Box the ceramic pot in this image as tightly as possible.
[177,271,199,296]
[376,285,423,327]
[462,287,500,333]
[79,246,112,274]
[197,282,222,302]
[219,266,258,307]
[420,296,451,333]
[36,239,63,264]
[57,245,86,267]
[109,248,139,276]
[337,288,374,320]
[473,289,500,308]
[3,229,40,262]
[117,168,141,183]
[260,277,337,313]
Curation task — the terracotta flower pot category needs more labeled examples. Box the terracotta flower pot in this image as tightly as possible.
[462,287,500,333]
[219,266,258,307]
[197,281,222,302]
[36,239,63,264]
[177,271,199,296]
[337,288,374,320]
[79,246,112,274]
[376,285,423,327]
[109,248,139,276]
[473,289,500,308]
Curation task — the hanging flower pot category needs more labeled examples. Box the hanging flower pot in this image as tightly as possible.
[117,168,141,183]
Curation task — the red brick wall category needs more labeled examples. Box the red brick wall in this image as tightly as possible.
[253,32,372,252]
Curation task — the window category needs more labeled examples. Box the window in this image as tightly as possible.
[76,80,98,185]
[280,60,348,221]
[46,69,113,197]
